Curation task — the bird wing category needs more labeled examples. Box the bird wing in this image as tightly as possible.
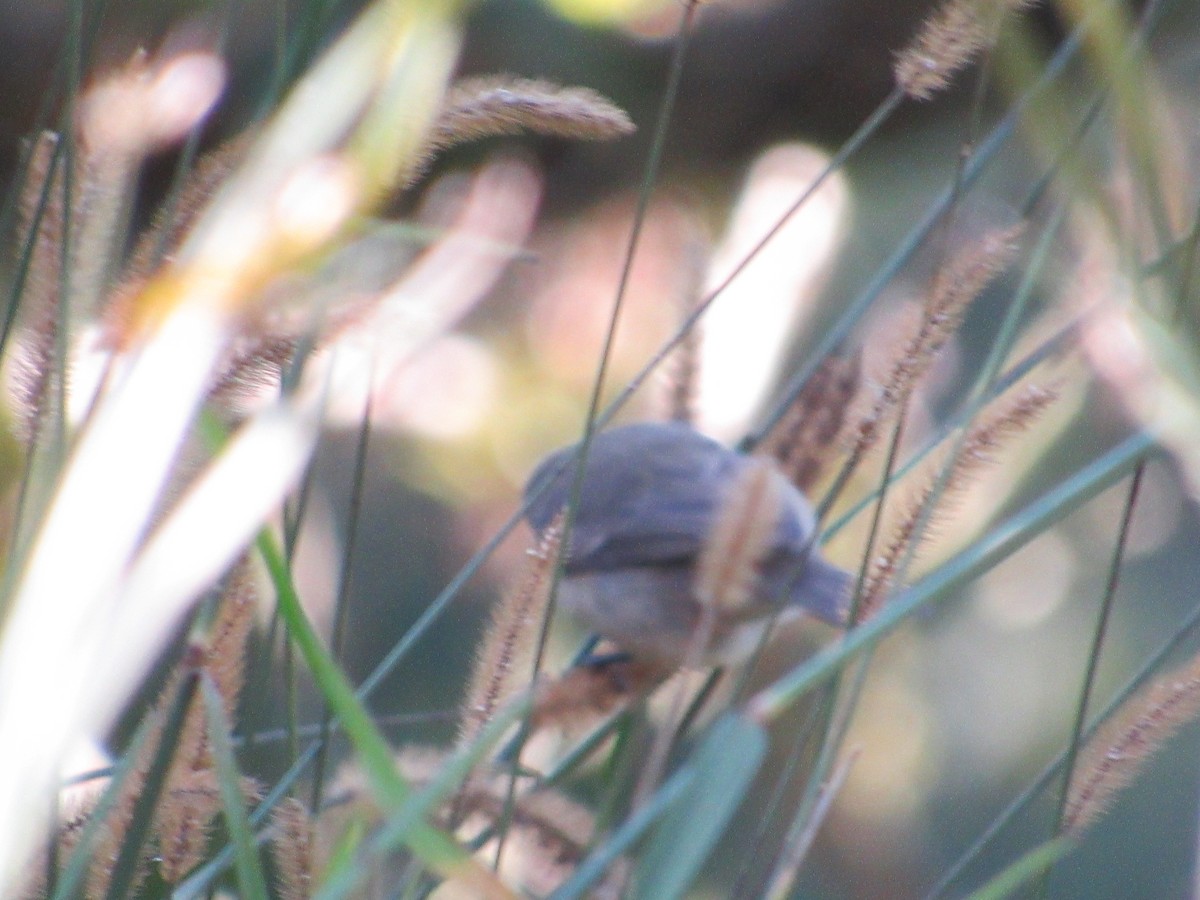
[524,422,740,570]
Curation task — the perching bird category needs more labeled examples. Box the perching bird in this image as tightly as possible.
[523,421,850,667]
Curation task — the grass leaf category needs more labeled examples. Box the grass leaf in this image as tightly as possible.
[202,675,269,900]
[633,712,768,900]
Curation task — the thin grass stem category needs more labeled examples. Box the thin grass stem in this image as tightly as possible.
[1044,462,1144,879]
[310,360,377,811]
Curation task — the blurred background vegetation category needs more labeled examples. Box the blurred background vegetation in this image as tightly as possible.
[4,0,1200,897]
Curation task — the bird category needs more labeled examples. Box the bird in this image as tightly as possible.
[522,421,850,667]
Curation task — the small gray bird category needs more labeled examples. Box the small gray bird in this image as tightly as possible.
[523,421,850,666]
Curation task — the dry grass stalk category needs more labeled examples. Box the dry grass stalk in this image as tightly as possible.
[10,52,228,440]
[10,131,68,445]
[154,769,223,884]
[43,560,260,894]
[456,776,594,857]
[446,760,614,896]
[665,317,701,424]
[894,0,1036,101]
[205,294,377,412]
[531,657,672,731]
[155,559,259,882]
[695,456,785,613]
[858,382,1058,619]
[271,797,315,900]
[15,131,61,307]
[621,457,794,842]
[162,774,264,886]
[206,333,301,410]
[759,352,862,492]
[18,782,118,899]
[101,133,252,350]
[200,557,260,721]
[84,703,169,898]
[165,560,259,777]
[1065,651,1200,835]
[851,224,1025,462]
[72,51,217,322]
[19,807,91,899]
[431,76,634,153]
[332,747,612,896]
[24,764,261,900]
[22,783,146,900]
[458,517,562,747]
[454,778,600,896]
[16,48,226,381]
[8,61,201,439]
[399,75,633,189]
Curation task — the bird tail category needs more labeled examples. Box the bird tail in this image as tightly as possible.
[790,554,853,626]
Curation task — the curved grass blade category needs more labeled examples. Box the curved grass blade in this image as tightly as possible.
[315,695,531,900]
[963,837,1075,900]
[256,530,516,898]
[632,713,767,900]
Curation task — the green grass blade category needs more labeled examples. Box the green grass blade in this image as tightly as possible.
[256,530,514,897]
[632,713,768,900]
[202,675,270,900]
[963,837,1075,900]
[548,768,692,900]
[316,695,531,900]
